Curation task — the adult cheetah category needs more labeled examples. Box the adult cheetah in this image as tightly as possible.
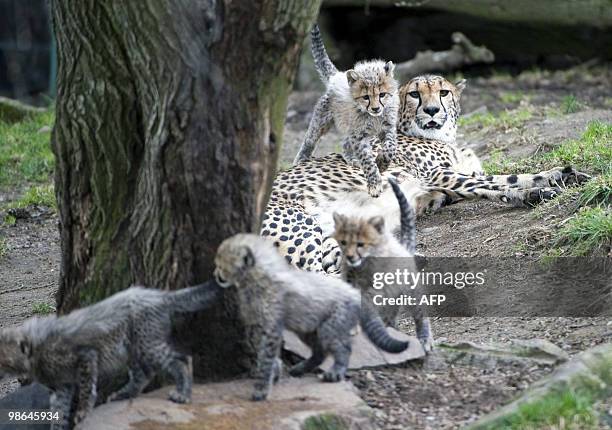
[261,75,589,274]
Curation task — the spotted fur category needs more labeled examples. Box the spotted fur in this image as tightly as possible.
[0,282,220,429]
[213,234,408,401]
[263,76,590,274]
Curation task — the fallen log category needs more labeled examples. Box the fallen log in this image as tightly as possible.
[395,32,494,82]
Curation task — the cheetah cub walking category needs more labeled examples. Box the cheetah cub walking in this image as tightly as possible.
[0,281,220,429]
[333,178,434,352]
[293,25,400,197]
[214,233,409,401]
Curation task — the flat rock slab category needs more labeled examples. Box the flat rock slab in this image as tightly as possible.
[80,377,374,430]
[284,329,425,371]
[438,338,569,368]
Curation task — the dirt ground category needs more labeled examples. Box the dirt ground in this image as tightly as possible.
[0,66,610,427]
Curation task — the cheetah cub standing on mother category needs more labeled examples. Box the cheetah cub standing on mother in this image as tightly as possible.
[293,25,400,197]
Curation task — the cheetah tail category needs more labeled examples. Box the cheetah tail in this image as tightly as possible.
[167,280,222,313]
[360,305,409,353]
[388,177,417,255]
[311,24,338,82]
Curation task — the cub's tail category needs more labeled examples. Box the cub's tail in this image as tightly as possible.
[388,177,417,255]
[167,280,222,313]
[360,304,409,353]
[311,24,338,82]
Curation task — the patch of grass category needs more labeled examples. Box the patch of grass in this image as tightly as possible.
[552,206,612,256]
[459,106,533,130]
[7,184,56,209]
[482,149,519,175]
[303,413,348,430]
[561,95,581,114]
[488,122,612,258]
[2,214,16,226]
[577,173,612,207]
[484,121,612,176]
[495,389,599,430]
[488,69,512,82]
[31,302,55,315]
[499,91,525,104]
[0,110,54,187]
[540,121,612,175]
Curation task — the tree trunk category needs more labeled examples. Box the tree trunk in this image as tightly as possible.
[50,0,320,379]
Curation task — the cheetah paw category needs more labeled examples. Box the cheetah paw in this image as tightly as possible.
[419,336,435,354]
[168,390,191,404]
[251,389,268,401]
[322,369,346,382]
[524,187,562,206]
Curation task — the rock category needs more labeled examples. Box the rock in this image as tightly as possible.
[466,343,612,429]
[438,338,568,368]
[80,377,375,430]
[283,329,425,371]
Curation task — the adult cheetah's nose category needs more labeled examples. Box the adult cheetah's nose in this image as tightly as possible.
[424,106,440,116]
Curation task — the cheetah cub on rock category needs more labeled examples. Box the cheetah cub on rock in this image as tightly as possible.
[214,233,409,401]
[293,25,400,198]
[333,178,434,353]
[0,281,220,430]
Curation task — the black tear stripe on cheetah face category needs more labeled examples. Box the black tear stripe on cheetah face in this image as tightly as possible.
[261,136,590,274]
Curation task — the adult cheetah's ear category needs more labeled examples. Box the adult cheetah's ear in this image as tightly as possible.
[346,70,359,85]
[242,246,255,268]
[332,212,346,227]
[455,79,467,96]
[384,61,395,77]
[368,216,385,234]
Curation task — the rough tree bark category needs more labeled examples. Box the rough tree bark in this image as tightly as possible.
[50,0,321,378]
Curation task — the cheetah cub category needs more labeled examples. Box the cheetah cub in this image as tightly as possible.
[333,177,434,352]
[293,25,400,198]
[0,281,220,430]
[214,233,409,401]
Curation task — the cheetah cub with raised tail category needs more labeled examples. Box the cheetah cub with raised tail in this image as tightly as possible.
[293,25,400,197]
[333,177,434,352]
[214,233,409,401]
[0,281,221,430]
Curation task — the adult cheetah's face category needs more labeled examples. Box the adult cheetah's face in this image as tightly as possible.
[332,213,384,268]
[398,75,465,141]
[0,329,31,379]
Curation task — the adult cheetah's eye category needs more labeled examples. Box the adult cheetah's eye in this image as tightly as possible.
[362,95,370,100]
[357,242,365,247]
[439,90,450,96]
[340,240,347,246]
[408,91,420,99]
